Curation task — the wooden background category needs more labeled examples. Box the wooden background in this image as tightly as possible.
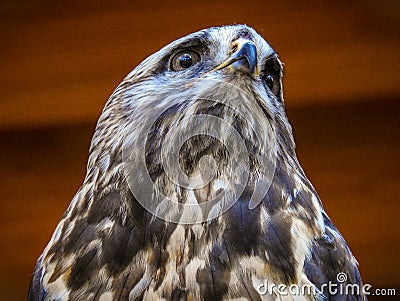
[1,1,399,300]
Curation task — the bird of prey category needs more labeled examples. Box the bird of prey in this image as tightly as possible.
[28,25,366,300]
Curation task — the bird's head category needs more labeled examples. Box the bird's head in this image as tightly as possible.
[87,25,305,225]
[122,24,285,117]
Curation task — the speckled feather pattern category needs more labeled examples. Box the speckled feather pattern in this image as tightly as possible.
[28,25,365,301]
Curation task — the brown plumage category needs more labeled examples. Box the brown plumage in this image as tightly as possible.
[29,25,366,301]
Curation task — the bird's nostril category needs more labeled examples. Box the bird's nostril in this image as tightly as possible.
[229,44,238,55]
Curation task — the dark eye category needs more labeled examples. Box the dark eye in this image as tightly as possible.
[263,74,280,96]
[170,50,201,71]
[262,56,282,97]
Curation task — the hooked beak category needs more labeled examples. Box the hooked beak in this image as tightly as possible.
[214,39,258,75]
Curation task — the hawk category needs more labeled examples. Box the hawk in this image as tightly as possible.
[28,25,366,300]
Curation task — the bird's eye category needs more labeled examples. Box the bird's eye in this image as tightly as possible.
[262,56,282,97]
[170,50,201,71]
[263,74,280,96]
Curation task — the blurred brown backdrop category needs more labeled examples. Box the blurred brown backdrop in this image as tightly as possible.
[1,1,399,300]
